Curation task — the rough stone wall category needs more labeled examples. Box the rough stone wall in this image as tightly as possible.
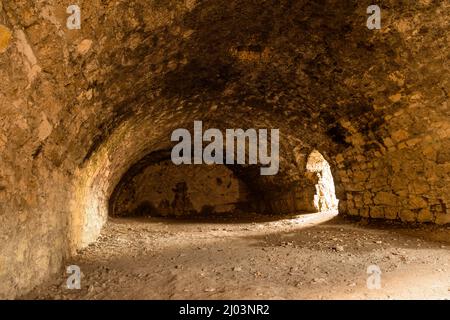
[111,161,251,217]
[0,0,74,299]
[338,137,450,224]
[333,2,450,224]
[0,0,448,299]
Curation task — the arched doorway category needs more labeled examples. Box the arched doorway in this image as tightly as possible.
[305,150,339,212]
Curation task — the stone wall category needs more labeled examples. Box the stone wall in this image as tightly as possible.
[337,133,450,224]
[111,160,251,217]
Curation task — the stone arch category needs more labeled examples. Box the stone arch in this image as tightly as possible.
[1,0,449,299]
[305,150,339,212]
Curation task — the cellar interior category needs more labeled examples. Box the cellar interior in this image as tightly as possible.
[0,0,449,299]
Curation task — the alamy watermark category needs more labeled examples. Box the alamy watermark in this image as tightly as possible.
[66,265,81,289]
[366,264,382,290]
[66,5,81,30]
[63,4,381,31]
[171,121,279,176]
[367,5,381,30]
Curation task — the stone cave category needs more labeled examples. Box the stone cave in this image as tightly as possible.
[0,0,449,300]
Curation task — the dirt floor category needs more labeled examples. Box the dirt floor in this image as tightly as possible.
[22,212,450,300]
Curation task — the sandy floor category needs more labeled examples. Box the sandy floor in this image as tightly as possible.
[22,212,450,300]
